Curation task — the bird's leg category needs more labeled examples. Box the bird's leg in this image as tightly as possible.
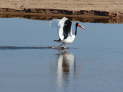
[57,43,68,49]
[58,43,64,47]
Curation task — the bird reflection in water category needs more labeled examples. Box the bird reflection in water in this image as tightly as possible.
[57,50,76,88]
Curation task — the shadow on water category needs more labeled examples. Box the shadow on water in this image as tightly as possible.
[0,46,78,50]
[0,46,54,50]
[0,46,68,50]
[56,50,76,88]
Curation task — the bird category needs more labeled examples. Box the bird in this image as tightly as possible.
[54,17,85,48]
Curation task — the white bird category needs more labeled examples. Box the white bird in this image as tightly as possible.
[54,17,85,47]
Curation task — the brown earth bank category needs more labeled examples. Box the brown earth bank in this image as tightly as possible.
[0,0,123,23]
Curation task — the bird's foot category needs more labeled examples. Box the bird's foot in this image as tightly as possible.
[51,46,69,50]
[54,39,61,42]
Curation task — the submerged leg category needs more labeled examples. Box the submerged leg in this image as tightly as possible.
[58,43,65,47]
[58,43,68,49]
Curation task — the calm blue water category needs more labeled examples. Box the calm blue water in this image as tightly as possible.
[0,18,123,92]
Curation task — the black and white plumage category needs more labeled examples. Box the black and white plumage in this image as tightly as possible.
[55,17,85,45]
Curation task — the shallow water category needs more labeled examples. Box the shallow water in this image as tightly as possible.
[0,18,123,92]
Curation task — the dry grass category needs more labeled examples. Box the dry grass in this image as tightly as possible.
[0,0,123,12]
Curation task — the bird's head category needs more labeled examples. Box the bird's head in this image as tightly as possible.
[76,23,85,30]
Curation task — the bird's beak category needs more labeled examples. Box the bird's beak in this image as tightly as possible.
[77,24,85,30]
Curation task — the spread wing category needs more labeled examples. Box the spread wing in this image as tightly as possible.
[63,20,72,39]
[58,17,72,40]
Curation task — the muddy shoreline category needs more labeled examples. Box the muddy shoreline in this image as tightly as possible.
[0,8,123,23]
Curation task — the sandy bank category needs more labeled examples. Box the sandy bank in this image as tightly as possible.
[0,0,123,23]
[0,0,123,12]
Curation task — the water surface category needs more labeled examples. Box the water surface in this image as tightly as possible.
[0,18,123,92]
